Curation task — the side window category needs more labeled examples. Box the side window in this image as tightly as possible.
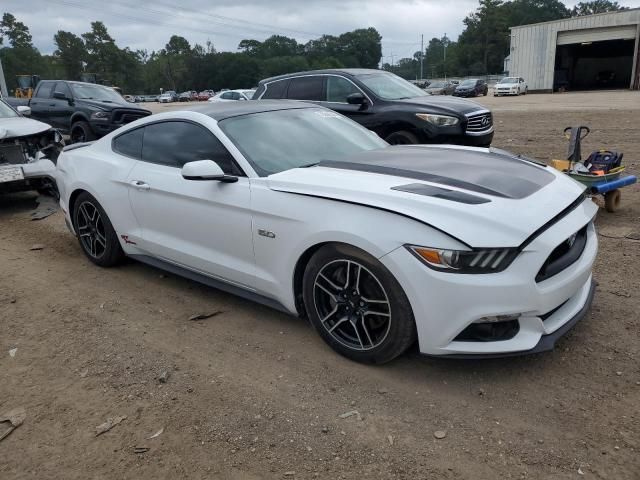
[221,92,233,100]
[141,121,241,175]
[54,82,72,99]
[112,127,144,159]
[326,76,360,103]
[286,76,324,101]
[261,80,288,99]
[231,92,241,100]
[520,77,525,83]
[35,82,53,98]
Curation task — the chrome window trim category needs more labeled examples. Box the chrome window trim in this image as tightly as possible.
[259,73,374,106]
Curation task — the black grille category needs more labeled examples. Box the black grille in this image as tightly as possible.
[536,224,589,283]
[466,112,493,133]
[0,144,26,165]
[111,109,150,125]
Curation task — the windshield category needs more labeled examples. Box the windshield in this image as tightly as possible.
[500,78,518,84]
[357,72,428,100]
[70,84,124,102]
[219,107,387,176]
[0,100,19,118]
[460,80,477,87]
[429,81,446,88]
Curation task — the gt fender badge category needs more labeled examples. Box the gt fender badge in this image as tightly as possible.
[258,229,276,239]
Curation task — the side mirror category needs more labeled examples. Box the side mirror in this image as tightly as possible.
[17,105,31,116]
[346,92,367,105]
[181,160,238,183]
[53,91,69,101]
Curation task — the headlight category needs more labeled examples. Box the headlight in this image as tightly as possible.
[416,113,459,127]
[90,111,109,120]
[407,245,518,273]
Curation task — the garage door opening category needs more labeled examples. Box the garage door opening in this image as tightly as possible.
[554,38,636,91]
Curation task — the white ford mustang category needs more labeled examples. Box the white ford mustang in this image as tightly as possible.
[55,101,598,363]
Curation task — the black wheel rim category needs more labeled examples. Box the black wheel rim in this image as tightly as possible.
[71,127,85,143]
[75,201,107,259]
[313,259,392,352]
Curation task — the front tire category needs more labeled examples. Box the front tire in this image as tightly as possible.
[70,121,97,144]
[302,244,417,364]
[385,130,418,145]
[72,192,124,267]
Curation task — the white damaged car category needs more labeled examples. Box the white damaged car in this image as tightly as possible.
[55,101,597,364]
[0,98,62,196]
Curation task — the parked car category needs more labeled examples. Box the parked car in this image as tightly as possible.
[494,77,528,96]
[190,91,199,101]
[253,69,493,146]
[55,101,597,363]
[178,91,192,102]
[208,89,256,102]
[425,81,456,96]
[6,80,151,143]
[158,93,173,103]
[197,91,211,101]
[123,95,136,103]
[453,79,489,98]
[0,98,63,196]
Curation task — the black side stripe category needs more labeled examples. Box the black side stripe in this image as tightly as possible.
[274,189,472,249]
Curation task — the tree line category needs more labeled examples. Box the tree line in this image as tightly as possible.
[0,13,381,94]
[0,0,629,94]
[386,0,628,80]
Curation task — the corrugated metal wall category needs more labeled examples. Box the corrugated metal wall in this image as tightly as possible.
[509,9,640,91]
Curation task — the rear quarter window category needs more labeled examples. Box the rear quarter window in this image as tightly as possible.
[261,80,289,99]
[112,127,144,159]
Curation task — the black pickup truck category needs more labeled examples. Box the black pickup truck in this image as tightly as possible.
[7,80,151,143]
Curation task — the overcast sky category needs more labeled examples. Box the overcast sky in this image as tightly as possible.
[3,0,639,61]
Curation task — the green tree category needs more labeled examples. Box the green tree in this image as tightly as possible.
[0,13,32,48]
[54,31,86,80]
[571,1,628,16]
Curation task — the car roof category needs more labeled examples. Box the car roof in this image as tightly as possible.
[186,100,318,121]
[259,68,383,85]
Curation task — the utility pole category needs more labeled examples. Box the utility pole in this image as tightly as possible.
[0,55,8,98]
[443,33,449,81]
[420,34,424,81]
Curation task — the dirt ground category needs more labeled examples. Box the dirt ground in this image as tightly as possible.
[1,92,639,480]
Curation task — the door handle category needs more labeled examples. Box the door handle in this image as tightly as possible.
[130,180,150,191]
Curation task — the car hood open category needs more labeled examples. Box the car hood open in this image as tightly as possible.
[0,116,51,139]
[267,145,590,248]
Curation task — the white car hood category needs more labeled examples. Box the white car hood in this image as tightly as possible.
[266,146,589,248]
[0,116,51,139]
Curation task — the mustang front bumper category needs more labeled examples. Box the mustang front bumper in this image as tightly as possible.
[380,201,598,356]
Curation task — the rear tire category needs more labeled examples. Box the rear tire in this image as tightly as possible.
[385,130,419,145]
[72,192,124,267]
[70,121,97,144]
[302,244,417,364]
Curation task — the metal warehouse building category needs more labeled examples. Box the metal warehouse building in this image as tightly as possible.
[508,9,640,92]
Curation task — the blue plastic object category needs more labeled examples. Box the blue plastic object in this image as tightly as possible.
[590,175,637,195]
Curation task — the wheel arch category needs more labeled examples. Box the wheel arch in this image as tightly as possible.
[70,112,90,126]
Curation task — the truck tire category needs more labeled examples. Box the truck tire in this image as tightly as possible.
[70,121,97,144]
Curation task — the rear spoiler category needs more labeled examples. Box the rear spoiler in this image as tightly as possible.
[62,141,94,152]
